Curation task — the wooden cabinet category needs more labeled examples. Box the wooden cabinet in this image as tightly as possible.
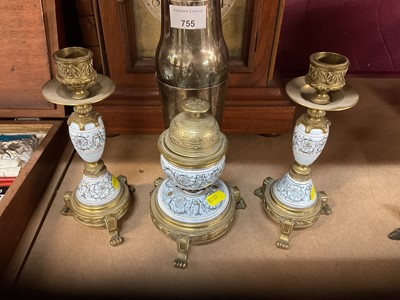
[0,0,65,119]
[0,0,70,276]
[95,0,295,134]
[0,121,69,276]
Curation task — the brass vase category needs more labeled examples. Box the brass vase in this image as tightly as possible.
[155,0,229,126]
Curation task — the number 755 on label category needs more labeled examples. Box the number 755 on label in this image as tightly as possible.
[170,5,207,29]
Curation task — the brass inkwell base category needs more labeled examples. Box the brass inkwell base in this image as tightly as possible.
[151,98,246,268]
[150,177,245,269]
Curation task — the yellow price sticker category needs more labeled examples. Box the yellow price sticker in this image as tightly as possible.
[112,175,119,189]
[206,190,226,207]
[310,185,316,200]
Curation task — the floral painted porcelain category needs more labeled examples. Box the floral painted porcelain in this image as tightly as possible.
[69,116,106,163]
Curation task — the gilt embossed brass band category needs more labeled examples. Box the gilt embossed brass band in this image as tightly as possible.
[305,52,350,105]
[42,47,134,246]
[255,52,358,250]
[53,47,97,100]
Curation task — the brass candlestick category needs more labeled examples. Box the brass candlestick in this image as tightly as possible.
[255,52,359,249]
[150,97,245,269]
[42,47,134,246]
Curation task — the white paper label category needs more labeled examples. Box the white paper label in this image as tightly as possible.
[169,5,206,30]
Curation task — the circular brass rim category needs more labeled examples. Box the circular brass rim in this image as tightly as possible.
[150,179,237,244]
[309,51,350,70]
[285,76,359,111]
[263,179,322,228]
[68,180,131,227]
[53,47,93,63]
[42,74,116,106]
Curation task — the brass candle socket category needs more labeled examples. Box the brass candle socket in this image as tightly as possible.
[53,47,97,100]
[305,52,350,105]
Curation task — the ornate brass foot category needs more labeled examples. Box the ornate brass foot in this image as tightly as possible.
[174,236,190,269]
[388,228,400,240]
[105,214,124,246]
[253,187,264,201]
[232,186,246,209]
[319,191,332,215]
[150,177,164,197]
[118,175,135,194]
[276,219,294,250]
[254,177,274,203]
[60,176,130,246]
[60,191,73,216]
[150,177,238,268]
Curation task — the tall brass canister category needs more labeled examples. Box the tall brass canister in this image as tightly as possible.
[155,0,229,126]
